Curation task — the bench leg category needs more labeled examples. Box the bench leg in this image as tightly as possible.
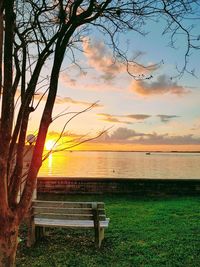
[94,227,105,248]
[27,225,46,247]
[36,226,45,241]
[98,228,105,248]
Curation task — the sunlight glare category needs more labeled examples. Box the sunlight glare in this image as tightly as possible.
[45,139,55,151]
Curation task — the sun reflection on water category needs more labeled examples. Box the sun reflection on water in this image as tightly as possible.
[47,153,53,176]
[39,151,200,179]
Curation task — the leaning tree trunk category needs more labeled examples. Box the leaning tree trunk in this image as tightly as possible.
[0,213,19,267]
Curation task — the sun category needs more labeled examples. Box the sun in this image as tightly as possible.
[45,139,55,151]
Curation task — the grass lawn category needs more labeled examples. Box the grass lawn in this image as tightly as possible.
[17,194,200,267]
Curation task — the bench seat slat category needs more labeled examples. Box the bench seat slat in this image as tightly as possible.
[34,218,110,228]
[33,201,104,209]
[33,207,106,215]
[34,213,106,221]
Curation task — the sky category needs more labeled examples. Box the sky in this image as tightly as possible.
[28,14,200,152]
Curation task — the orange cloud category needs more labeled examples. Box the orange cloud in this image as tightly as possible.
[130,75,189,96]
[82,38,155,81]
[31,91,103,108]
[60,69,125,92]
[47,127,200,148]
[98,114,131,125]
[59,71,80,88]
[97,113,151,124]
[59,39,157,92]
[55,96,103,107]
[82,38,123,79]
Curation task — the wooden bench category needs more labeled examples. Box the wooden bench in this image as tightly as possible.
[27,200,110,248]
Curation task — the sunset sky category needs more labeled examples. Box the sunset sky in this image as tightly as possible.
[28,17,200,152]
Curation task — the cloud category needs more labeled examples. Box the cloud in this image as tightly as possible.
[143,133,200,145]
[97,113,132,125]
[59,39,156,90]
[126,114,151,120]
[190,118,200,131]
[109,127,146,140]
[60,73,77,87]
[106,127,200,145]
[130,74,189,96]
[48,131,60,137]
[32,91,103,108]
[47,131,85,146]
[48,127,200,146]
[97,113,130,125]
[60,70,124,92]
[55,96,103,107]
[82,39,123,80]
[82,38,153,81]
[157,115,180,123]
[97,113,151,124]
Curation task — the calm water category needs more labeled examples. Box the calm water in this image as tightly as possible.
[38,151,200,179]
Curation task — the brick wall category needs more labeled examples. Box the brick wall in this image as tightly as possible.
[37,177,200,196]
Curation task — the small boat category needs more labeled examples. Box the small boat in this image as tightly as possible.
[146,152,151,155]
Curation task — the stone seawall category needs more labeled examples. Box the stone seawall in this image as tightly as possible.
[37,177,200,196]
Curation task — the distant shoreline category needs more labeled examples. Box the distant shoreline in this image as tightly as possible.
[52,150,200,153]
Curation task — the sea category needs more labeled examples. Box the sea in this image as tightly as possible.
[38,151,200,179]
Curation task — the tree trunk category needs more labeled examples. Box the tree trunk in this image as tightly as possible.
[0,214,19,267]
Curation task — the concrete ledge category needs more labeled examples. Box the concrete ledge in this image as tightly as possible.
[37,177,200,196]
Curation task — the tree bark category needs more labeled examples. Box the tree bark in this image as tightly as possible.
[0,8,3,98]
[0,213,19,267]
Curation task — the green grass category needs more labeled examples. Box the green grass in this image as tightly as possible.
[17,195,200,267]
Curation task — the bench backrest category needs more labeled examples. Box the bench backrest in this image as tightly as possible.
[32,200,107,221]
